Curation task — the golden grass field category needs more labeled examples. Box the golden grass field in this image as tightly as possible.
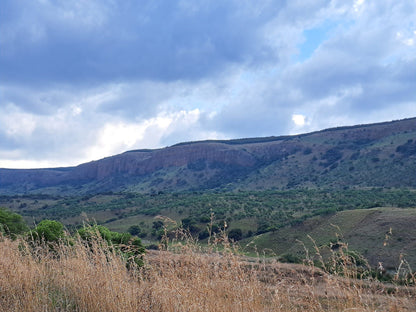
[1,231,415,312]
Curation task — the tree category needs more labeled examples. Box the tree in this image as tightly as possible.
[128,225,142,236]
[0,207,28,237]
[181,217,200,234]
[198,229,210,240]
[32,220,65,242]
[152,220,164,230]
[228,228,243,241]
[77,224,113,243]
[77,224,145,266]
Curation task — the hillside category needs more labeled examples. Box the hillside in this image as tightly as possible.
[246,206,416,270]
[2,188,416,269]
[1,117,416,195]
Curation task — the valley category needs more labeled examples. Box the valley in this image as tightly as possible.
[1,117,416,273]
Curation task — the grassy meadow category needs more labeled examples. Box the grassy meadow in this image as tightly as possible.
[2,189,416,271]
[1,229,416,312]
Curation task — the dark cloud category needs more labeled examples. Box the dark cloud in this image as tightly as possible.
[0,85,72,115]
[207,81,295,138]
[97,82,175,120]
[1,0,416,168]
[0,0,282,86]
[350,58,416,111]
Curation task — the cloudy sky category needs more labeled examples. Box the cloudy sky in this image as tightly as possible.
[1,0,415,169]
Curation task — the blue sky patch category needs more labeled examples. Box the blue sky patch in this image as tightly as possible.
[296,20,338,62]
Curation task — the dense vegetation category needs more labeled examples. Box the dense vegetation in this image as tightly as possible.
[2,188,415,236]
[0,207,145,268]
[0,207,28,237]
[2,188,416,270]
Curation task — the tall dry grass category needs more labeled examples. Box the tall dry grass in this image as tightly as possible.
[1,231,415,312]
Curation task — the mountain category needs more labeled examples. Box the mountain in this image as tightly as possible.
[1,117,416,195]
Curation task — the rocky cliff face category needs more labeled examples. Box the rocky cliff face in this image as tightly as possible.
[71,142,258,180]
[1,118,415,194]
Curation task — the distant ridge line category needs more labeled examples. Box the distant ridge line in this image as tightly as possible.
[160,117,416,149]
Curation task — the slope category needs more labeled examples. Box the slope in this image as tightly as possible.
[0,117,415,194]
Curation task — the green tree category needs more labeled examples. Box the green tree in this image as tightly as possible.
[32,220,65,242]
[0,207,28,238]
[78,224,113,243]
[152,220,164,230]
[128,225,142,236]
[198,229,210,240]
[111,231,132,244]
[78,224,145,266]
[228,228,243,241]
[78,224,139,246]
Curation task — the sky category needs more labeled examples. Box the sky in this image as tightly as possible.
[1,0,415,169]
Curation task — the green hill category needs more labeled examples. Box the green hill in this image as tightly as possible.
[1,118,416,272]
[246,207,416,270]
[1,117,415,194]
[2,188,416,271]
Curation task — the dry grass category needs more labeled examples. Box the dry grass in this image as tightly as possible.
[1,231,415,312]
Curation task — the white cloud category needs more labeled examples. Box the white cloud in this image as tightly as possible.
[0,104,36,138]
[353,0,365,12]
[292,114,306,126]
[397,31,415,46]
[71,105,82,116]
[86,117,170,161]
[85,109,208,162]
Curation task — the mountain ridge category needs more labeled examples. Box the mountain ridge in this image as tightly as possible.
[1,117,415,195]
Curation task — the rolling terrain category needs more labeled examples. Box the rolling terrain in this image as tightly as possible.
[246,206,416,270]
[1,117,416,271]
[2,188,416,269]
[1,117,416,194]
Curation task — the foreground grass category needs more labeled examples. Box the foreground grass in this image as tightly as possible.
[1,233,415,312]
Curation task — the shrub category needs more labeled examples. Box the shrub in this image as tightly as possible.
[0,207,28,238]
[320,148,343,166]
[77,224,145,267]
[280,253,302,264]
[128,225,142,236]
[198,229,210,240]
[228,228,243,241]
[31,220,65,242]
[78,224,112,243]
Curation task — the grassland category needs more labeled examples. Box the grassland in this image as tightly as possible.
[243,207,416,270]
[2,188,416,271]
[1,230,416,312]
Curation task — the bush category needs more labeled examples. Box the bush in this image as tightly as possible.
[78,224,113,243]
[320,148,343,166]
[198,229,210,240]
[228,228,243,241]
[128,225,142,236]
[111,232,132,244]
[32,220,65,242]
[77,224,145,267]
[0,208,28,238]
[280,253,302,264]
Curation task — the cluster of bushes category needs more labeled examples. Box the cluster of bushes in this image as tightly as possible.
[0,207,28,238]
[4,188,416,244]
[396,139,416,157]
[0,207,145,266]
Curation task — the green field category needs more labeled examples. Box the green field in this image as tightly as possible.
[2,188,416,270]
